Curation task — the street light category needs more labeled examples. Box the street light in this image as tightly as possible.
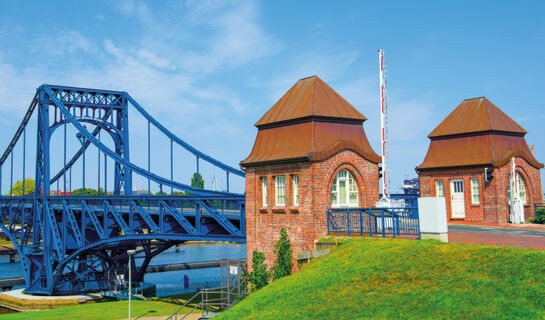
[127,249,136,320]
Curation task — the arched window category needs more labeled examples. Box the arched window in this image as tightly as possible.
[508,172,527,204]
[331,169,358,207]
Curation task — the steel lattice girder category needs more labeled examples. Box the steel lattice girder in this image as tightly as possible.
[0,84,247,295]
[0,195,245,294]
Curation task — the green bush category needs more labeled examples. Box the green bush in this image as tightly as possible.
[530,208,545,224]
[247,251,269,292]
[272,228,292,280]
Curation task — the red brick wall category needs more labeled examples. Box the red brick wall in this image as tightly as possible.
[418,156,542,223]
[245,150,379,269]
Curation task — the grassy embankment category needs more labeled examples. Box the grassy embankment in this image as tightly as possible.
[217,238,545,320]
[0,292,205,320]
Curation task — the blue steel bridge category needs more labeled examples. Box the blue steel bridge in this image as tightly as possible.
[0,85,246,295]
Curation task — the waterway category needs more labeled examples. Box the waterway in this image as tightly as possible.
[0,243,246,297]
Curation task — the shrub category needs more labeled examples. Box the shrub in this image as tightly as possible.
[272,228,293,280]
[247,251,269,292]
[530,208,545,224]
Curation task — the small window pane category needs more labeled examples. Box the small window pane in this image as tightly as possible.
[339,180,347,204]
[436,180,444,197]
[331,169,358,208]
[275,176,285,206]
[331,192,337,204]
[349,192,357,205]
[261,177,267,207]
[471,178,480,205]
[292,175,299,206]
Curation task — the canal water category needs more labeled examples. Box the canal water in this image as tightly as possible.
[0,243,246,297]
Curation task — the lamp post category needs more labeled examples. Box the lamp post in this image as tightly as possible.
[127,249,136,320]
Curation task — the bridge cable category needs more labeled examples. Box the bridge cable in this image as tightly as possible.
[43,85,240,196]
[123,93,245,177]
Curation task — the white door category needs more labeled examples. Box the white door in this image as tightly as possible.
[450,179,465,219]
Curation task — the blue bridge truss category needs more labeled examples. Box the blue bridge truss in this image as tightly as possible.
[0,85,246,295]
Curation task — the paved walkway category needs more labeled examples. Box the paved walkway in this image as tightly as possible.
[449,220,545,229]
[448,224,545,250]
[133,313,202,320]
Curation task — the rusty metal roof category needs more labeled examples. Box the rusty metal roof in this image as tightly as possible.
[417,134,543,169]
[428,97,527,138]
[255,76,367,128]
[241,121,381,166]
[241,76,380,167]
[418,97,543,170]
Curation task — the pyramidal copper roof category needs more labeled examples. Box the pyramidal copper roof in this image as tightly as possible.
[428,97,527,138]
[241,76,380,167]
[255,76,367,127]
[418,97,543,170]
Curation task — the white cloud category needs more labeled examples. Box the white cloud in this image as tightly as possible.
[263,50,360,102]
[31,30,97,58]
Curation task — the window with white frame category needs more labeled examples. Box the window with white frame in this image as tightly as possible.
[436,180,444,197]
[470,178,480,205]
[275,176,285,206]
[292,175,299,206]
[508,172,527,204]
[331,169,358,207]
[261,177,267,207]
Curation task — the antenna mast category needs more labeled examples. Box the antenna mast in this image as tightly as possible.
[379,49,390,200]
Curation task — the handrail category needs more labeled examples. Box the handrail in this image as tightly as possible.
[166,289,203,320]
[166,286,244,320]
[327,207,420,238]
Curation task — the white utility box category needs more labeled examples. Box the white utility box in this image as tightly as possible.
[418,197,448,242]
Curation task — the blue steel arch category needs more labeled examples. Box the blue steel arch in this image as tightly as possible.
[0,85,246,295]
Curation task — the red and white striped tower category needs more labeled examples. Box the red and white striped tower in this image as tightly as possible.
[379,49,389,200]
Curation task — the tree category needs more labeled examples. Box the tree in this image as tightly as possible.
[191,172,204,189]
[70,187,105,196]
[6,178,35,196]
[272,228,293,280]
[247,251,269,292]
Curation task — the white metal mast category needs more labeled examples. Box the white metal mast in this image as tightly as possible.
[510,157,524,223]
[212,175,218,191]
[379,49,390,201]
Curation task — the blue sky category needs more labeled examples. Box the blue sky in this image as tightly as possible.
[0,0,544,194]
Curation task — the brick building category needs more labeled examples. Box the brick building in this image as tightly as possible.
[417,97,543,223]
[240,76,381,267]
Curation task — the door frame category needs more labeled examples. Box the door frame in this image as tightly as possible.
[450,179,466,219]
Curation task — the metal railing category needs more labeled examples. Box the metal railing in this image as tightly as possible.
[167,258,247,320]
[327,207,420,238]
[166,287,246,320]
[535,203,545,218]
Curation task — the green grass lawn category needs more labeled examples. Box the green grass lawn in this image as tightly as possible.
[217,238,545,320]
[0,292,203,320]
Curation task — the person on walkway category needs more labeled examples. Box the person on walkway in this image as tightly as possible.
[183,275,189,291]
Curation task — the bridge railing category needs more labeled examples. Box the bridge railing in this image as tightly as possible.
[327,207,420,239]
